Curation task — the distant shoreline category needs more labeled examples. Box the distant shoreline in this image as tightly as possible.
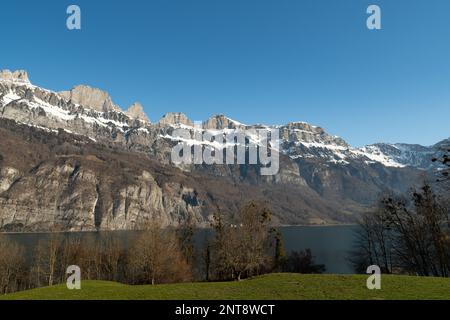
[279,223,358,228]
[1,223,359,235]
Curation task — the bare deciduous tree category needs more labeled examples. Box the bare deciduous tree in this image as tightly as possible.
[0,236,27,294]
[128,221,192,285]
[211,202,273,281]
[34,232,63,287]
[98,235,123,281]
[353,182,450,277]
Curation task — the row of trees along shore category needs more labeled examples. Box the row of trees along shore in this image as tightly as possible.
[353,146,450,277]
[0,202,325,295]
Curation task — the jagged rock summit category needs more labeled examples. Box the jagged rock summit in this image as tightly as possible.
[125,102,150,122]
[0,70,30,83]
[158,112,194,127]
[203,114,246,130]
[1,69,151,122]
[59,85,121,113]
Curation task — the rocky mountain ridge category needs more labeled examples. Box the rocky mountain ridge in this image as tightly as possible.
[1,69,446,170]
[0,70,446,231]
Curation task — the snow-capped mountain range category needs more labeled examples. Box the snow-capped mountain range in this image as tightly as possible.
[0,69,447,231]
[0,70,446,171]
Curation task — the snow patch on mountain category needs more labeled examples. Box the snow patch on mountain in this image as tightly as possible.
[1,91,21,105]
[352,146,406,168]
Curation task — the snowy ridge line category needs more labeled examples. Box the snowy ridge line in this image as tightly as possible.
[1,75,443,170]
[0,77,139,126]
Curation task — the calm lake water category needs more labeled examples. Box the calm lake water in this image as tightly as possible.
[3,225,359,274]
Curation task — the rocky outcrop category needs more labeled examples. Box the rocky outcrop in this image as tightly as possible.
[158,112,193,127]
[59,85,121,112]
[203,114,245,130]
[0,70,30,83]
[0,167,20,193]
[280,122,348,147]
[125,102,150,122]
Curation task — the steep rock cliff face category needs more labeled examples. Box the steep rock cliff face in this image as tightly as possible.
[125,102,150,123]
[0,161,99,231]
[0,119,207,231]
[158,112,193,127]
[59,85,121,113]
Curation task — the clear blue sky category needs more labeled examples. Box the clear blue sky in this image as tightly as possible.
[2,0,449,146]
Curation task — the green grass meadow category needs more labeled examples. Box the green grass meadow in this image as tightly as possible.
[2,273,450,300]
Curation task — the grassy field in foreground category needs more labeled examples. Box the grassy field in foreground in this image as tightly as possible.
[2,273,450,300]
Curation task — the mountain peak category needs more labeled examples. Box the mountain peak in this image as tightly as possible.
[285,121,321,132]
[59,85,121,113]
[203,114,246,130]
[158,112,193,127]
[125,102,150,122]
[0,70,30,83]
[279,121,349,149]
